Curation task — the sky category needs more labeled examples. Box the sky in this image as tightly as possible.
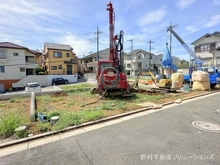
[0,0,220,60]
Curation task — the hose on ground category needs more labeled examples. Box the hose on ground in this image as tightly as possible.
[80,89,107,110]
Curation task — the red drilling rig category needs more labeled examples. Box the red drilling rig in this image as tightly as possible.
[91,2,131,96]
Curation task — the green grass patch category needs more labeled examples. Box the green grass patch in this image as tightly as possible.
[0,112,25,138]
[0,103,6,107]
[10,97,21,103]
[133,93,162,103]
[61,83,96,90]
[53,110,103,131]
[38,123,51,132]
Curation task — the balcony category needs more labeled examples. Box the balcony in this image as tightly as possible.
[0,58,7,63]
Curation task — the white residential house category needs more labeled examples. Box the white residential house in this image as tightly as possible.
[191,31,220,66]
[0,42,41,91]
[124,49,162,76]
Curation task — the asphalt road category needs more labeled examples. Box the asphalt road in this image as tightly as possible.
[0,93,220,165]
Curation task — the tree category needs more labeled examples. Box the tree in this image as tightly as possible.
[35,66,45,75]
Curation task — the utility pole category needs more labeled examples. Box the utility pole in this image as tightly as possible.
[166,22,178,56]
[94,26,102,61]
[128,38,133,51]
[147,39,154,71]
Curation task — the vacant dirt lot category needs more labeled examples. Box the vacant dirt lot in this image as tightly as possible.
[0,88,211,141]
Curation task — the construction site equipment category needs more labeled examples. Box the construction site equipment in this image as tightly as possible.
[167,27,220,87]
[133,71,181,92]
[91,2,130,96]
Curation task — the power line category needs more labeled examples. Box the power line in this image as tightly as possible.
[128,38,133,51]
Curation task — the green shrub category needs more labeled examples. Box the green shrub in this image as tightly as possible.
[10,97,21,103]
[0,113,24,138]
[117,101,128,110]
[38,72,45,75]
[53,110,104,131]
[101,102,114,110]
[46,110,60,119]
[38,123,51,132]
[35,66,45,75]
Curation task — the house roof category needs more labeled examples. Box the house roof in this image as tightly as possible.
[126,49,150,55]
[0,42,27,49]
[0,42,41,56]
[44,42,73,51]
[191,31,220,45]
[27,49,42,55]
[80,48,110,59]
[80,48,128,60]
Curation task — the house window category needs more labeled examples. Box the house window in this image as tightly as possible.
[58,65,62,69]
[13,52,19,56]
[0,66,5,73]
[53,52,62,58]
[66,53,70,57]
[200,44,210,51]
[51,66,57,70]
[127,64,131,68]
[0,51,6,59]
[25,56,35,62]
[20,67,25,72]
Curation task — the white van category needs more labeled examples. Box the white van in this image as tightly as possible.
[25,82,41,92]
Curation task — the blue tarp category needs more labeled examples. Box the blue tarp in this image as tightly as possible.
[161,44,177,72]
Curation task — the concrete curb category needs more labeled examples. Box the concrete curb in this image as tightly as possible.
[0,89,219,148]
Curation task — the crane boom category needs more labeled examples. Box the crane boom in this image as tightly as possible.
[167,27,203,69]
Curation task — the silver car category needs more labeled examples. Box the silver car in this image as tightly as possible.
[25,82,41,92]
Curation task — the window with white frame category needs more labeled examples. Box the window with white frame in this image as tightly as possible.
[13,52,19,56]
[51,66,57,70]
[66,53,70,57]
[0,66,5,73]
[0,51,6,59]
[127,64,131,68]
[200,44,210,51]
[53,52,62,58]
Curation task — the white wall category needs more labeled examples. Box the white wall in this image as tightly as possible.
[0,48,26,79]
[194,36,220,46]
[12,74,78,88]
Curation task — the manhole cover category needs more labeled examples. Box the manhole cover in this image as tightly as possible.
[217,109,220,113]
[192,121,220,133]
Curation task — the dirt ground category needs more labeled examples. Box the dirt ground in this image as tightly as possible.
[0,89,213,140]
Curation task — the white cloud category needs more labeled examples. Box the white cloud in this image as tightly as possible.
[56,34,95,57]
[177,0,196,10]
[138,7,167,26]
[185,26,199,34]
[204,14,220,27]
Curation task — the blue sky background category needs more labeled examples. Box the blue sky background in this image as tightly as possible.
[0,0,220,60]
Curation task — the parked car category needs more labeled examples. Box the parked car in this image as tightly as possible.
[52,77,69,85]
[25,82,41,92]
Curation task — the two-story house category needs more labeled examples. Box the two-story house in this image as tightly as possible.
[43,42,77,75]
[191,31,220,66]
[124,49,161,76]
[0,42,41,91]
[80,48,111,73]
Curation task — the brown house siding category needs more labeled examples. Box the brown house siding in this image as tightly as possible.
[0,79,20,90]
